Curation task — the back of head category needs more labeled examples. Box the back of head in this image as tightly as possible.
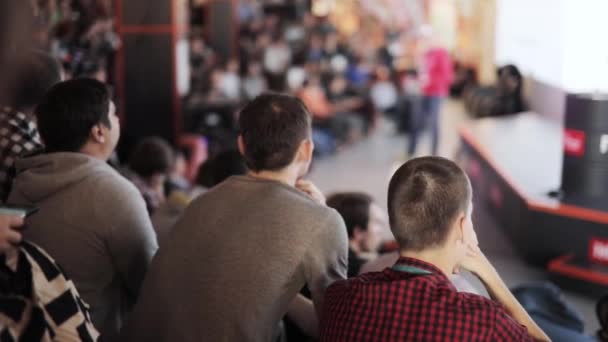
[6,50,62,110]
[327,192,373,239]
[129,137,174,179]
[388,157,471,251]
[499,64,522,80]
[238,93,311,172]
[35,78,111,153]
[498,64,523,91]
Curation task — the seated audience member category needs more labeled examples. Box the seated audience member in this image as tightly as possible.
[206,68,240,105]
[328,75,378,134]
[164,149,191,196]
[370,66,399,114]
[287,64,307,92]
[126,136,174,215]
[320,157,549,341]
[493,64,526,116]
[75,59,108,83]
[0,51,62,202]
[326,192,386,277]
[122,93,348,341]
[298,75,363,145]
[220,59,242,101]
[242,62,268,100]
[0,214,99,341]
[327,192,479,294]
[264,34,292,91]
[7,78,158,340]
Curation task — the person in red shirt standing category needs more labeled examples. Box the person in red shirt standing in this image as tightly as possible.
[321,157,549,342]
[408,28,454,157]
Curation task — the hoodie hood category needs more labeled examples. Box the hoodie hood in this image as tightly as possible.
[10,152,114,204]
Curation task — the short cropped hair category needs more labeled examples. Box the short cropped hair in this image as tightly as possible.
[129,137,174,178]
[238,93,311,172]
[387,157,471,251]
[327,192,373,239]
[9,50,62,109]
[35,78,111,153]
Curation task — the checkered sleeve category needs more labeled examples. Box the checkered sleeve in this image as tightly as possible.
[0,108,44,202]
[492,306,535,341]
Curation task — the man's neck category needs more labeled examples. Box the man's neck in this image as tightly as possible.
[248,168,298,187]
[400,248,455,276]
[78,145,109,161]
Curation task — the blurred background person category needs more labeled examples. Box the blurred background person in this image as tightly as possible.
[125,136,175,216]
[326,192,387,277]
[408,26,453,157]
[0,51,62,202]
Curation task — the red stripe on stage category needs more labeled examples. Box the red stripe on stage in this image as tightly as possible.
[460,126,608,225]
[529,202,608,225]
[548,254,608,285]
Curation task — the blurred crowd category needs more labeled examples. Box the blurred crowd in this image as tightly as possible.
[186,6,440,157]
[29,0,118,82]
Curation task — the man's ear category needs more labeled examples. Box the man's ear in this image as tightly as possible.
[90,124,106,144]
[297,138,314,162]
[454,213,466,245]
[237,135,246,156]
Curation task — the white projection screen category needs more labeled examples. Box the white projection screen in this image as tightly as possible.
[496,0,608,93]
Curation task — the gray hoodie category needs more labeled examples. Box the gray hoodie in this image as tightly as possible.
[8,152,158,341]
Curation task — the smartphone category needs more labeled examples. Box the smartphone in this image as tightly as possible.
[0,206,39,218]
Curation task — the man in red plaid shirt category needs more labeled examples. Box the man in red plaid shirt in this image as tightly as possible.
[321,157,549,341]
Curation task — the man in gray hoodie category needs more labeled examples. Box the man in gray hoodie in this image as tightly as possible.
[7,78,158,341]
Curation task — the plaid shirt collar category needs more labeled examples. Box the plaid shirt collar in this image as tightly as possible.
[389,256,455,286]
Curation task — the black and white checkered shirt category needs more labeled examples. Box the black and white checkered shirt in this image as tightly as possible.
[0,241,100,341]
[0,106,43,202]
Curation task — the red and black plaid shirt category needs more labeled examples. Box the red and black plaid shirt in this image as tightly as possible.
[320,257,533,341]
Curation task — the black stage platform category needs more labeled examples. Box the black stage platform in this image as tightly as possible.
[460,112,608,297]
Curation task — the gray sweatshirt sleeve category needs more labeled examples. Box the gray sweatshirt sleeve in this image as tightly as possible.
[106,183,159,301]
[303,210,348,318]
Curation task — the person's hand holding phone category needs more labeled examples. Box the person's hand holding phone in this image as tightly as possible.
[0,214,24,253]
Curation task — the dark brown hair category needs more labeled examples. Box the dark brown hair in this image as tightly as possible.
[129,136,174,178]
[238,93,311,172]
[36,78,111,153]
[388,157,471,251]
[327,192,373,239]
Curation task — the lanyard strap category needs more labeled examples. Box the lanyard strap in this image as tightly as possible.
[391,264,432,275]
